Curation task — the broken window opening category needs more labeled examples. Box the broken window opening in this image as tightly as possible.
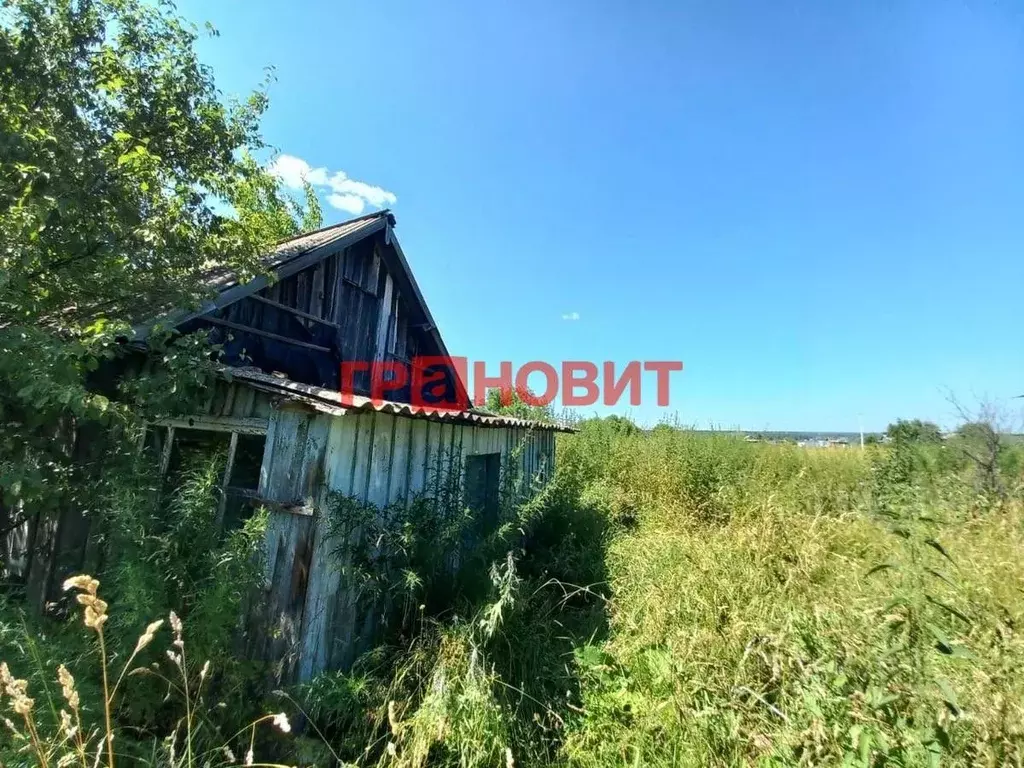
[146,424,267,533]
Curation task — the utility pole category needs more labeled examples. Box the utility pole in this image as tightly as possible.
[859,413,865,451]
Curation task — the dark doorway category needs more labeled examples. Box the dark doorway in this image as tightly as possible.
[464,452,501,526]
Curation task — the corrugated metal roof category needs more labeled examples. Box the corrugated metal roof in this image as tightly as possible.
[226,366,574,432]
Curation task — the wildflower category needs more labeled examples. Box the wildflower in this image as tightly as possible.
[0,663,33,716]
[133,619,164,654]
[169,611,184,648]
[271,712,291,733]
[57,664,79,710]
[388,700,400,734]
[73,592,108,630]
[11,691,33,716]
[62,575,99,596]
[59,709,77,739]
[386,741,397,757]
[506,747,515,768]
[221,745,236,762]
[244,747,254,765]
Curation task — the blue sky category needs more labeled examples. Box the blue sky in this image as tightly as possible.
[181,0,1024,430]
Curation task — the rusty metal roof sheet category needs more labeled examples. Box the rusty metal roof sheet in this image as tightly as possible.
[226,366,574,432]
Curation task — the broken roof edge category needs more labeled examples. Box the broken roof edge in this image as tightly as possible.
[223,366,575,433]
[267,208,395,251]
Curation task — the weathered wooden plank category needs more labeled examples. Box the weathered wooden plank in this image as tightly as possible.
[309,262,325,320]
[234,386,258,419]
[324,416,358,498]
[247,293,340,329]
[159,426,175,476]
[407,419,429,498]
[296,514,335,681]
[423,420,440,498]
[388,417,412,507]
[202,317,332,354]
[208,380,228,416]
[215,432,240,531]
[350,413,376,503]
[331,250,347,325]
[262,409,310,501]
[294,415,355,682]
[436,422,454,499]
[153,415,268,435]
[299,415,331,502]
[294,268,312,319]
[367,413,395,508]
[374,274,394,363]
[260,509,315,682]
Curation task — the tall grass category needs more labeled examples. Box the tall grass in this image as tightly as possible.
[5,422,1024,766]
[303,423,1024,767]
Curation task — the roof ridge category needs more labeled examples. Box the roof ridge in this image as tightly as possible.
[270,208,393,249]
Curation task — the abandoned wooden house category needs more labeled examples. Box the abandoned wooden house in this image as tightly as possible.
[7,209,570,681]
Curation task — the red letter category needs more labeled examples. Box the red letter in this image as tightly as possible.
[562,361,599,406]
[412,356,469,411]
[514,361,559,407]
[644,361,683,406]
[473,361,513,407]
[604,361,642,406]
[339,361,370,406]
[370,361,409,405]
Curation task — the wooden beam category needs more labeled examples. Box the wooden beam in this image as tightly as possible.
[153,415,269,435]
[201,316,332,354]
[246,293,341,329]
[215,431,239,532]
[159,426,175,476]
[374,271,394,362]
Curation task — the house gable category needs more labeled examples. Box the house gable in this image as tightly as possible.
[171,211,461,402]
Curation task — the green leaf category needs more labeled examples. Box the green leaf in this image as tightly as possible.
[925,568,957,589]
[926,595,971,625]
[925,538,955,564]
[935,678,961,715]
[865,562,899,577]
[946,644,975,660]
[858,728,872,764]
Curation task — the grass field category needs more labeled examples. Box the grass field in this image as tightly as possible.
[3,419,1024,767]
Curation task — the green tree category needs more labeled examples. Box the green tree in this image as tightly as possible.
[602,414,639,435]
[952,421,1006,497]
[0,0,311,526]
[885,419,944,445]
[483,386,554,423]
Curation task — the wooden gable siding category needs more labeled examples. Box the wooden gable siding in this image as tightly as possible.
[189,234,435,399]
[250,407,556,683]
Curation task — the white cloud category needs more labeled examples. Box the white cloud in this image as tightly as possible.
[268,155,327,190]
[327,172,397,208]
[328,193,366,215]
[268,154,396,215]
[561,311,581,321]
